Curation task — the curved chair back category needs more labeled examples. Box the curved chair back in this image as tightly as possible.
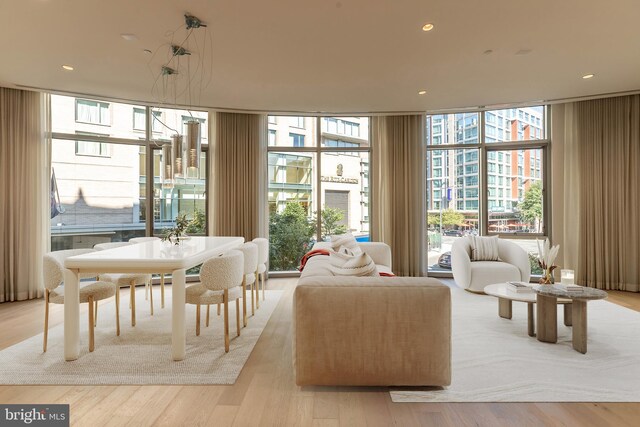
[237,242,258,276]
[252,238,269,266]
[94,241,132,251]
[129,237,160,243]
[200,250,244,291]
[43,248,95,290]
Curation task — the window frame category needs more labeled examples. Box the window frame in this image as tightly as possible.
[267,116,371,273]
[75,99,111,126]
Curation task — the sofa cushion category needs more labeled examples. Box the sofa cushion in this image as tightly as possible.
[470,260,520,285]
[329,252,378,277]
[330,233,362,255]
[470,235,500,261]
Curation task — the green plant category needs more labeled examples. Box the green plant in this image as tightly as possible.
[427,209,465,229]
[519,181,543,232]
[269,202,314,271]
[528,252,543,275]
[186,209,206,234]
[315,206,347,241]
[162,212,192,245]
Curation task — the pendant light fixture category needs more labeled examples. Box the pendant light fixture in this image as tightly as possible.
[161,143,174,189]
[185,120,201,178]
[171,134,185,179]
[154,13,210,187]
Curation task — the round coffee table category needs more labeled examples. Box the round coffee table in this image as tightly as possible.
[532,284,607,354]
[484,283,573,337]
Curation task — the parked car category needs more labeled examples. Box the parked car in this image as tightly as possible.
[438,251,452,269]
[443,229,463,237]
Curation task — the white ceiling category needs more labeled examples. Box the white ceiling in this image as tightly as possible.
[1,0,640,114]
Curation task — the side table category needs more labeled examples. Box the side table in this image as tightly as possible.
[532,284,607,354]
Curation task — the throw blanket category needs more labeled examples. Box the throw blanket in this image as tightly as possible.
[298,249,396,276]
[298,249,331,271]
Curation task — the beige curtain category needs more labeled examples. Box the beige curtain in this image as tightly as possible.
[209,112,267,240]
[370,115,426,277]
[0,88,51,302]
[564,95,640,291]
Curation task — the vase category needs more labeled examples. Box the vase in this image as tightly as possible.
[539,268,555,284]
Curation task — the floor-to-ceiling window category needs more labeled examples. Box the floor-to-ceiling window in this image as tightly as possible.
[50,95,208,251]
[267,116,370,272]
[426,106,549,277]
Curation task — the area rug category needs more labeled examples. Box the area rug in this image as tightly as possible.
[0,289,283,385]
[391,288,640,402]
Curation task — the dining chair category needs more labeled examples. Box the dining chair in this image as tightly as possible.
[185,250,244,352]
[253,238,269,304]
[212,242,257,327]
[93,241,153,327]
[43,249,119,352]
[129,236,166,309]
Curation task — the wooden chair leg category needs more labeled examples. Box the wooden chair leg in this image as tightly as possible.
[130,282,136,327]
[43,290,49,352]
[88,296,95,352]
[149,279,154,316]
[242,278,247,327]
[255,272,260,309]
[206,304,210,327]
[196,305,201,336]
[94,300,98,327]
[262,272,265,301]
[115,287,120,336]
[236,298,240,337]
[217,303,221,316]
[161,273,165,309]
[223,290,230,352]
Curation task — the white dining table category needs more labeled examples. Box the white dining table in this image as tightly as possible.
[63,236,244,361]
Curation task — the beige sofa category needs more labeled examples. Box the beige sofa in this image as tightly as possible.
[293,242,451,386]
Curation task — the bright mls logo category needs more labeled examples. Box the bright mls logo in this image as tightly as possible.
[1,405,69,426]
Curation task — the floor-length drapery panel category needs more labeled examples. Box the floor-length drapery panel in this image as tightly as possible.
[564,95,640,291]
[209,112,267,241]
[0,88,50,302]
[370,115,426,277]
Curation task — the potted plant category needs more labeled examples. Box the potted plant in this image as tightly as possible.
[162,213,192,245]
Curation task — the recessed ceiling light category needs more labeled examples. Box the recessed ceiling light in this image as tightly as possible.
[422,23,434,32]
[62,65,74,71]
[143,49,152,54]
[582,74,595,79]
[418,90,427,95]
[121,33,138,41]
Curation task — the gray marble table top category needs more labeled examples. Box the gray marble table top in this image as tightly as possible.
[532,284,608,300]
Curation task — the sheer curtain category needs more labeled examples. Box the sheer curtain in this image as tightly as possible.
[209,112,267,240]
[370,115,426,277]
[0,88,51,302]
[564,95,640,291]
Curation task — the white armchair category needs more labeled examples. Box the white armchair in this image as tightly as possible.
[451,237,531,293]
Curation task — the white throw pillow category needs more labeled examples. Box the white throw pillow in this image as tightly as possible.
[470,236,500,261]
[329,252,378,277]
[330,233,362,255]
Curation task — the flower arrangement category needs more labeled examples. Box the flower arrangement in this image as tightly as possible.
[162,213,192,245]
[536,238,560,284]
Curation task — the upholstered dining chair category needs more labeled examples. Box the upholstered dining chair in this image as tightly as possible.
[129,236,165,309]
[94,241,153,327]
[43,249,119,352]
[185,250,244,352]
[234,242,258,325]
[252,238,269,305]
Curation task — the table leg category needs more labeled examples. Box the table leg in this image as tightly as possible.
[498,298,512,319]
[64,268,80,361]
[536,294,557,343]
[172,269,186,361]
[572,300,588,354]
[527,302,535,337]
[564,304,573,326]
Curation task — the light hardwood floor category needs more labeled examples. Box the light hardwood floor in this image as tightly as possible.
[1,279,639,426]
